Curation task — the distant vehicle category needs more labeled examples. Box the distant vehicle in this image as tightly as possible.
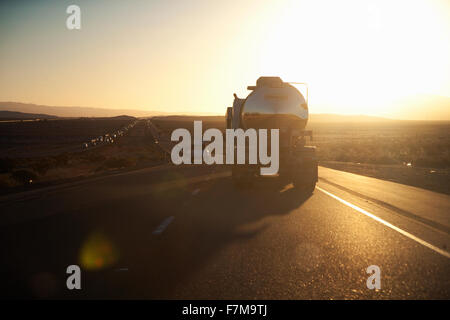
[226,76,318,192]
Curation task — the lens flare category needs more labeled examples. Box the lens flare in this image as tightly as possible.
[79,232,119,270]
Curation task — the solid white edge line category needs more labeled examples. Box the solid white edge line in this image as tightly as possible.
[316,186,450,259]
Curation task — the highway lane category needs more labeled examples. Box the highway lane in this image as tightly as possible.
[319,166,450,232]
[0,164,448,299]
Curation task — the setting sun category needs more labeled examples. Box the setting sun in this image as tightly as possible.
[258,0,450,117]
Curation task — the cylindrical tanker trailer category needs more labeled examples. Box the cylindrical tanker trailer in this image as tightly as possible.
[226,76,318,192]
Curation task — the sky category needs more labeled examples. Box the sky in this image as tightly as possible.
[0,0,449,119]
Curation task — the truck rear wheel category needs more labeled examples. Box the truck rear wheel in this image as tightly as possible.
[292,163,317,194]
[293,175,316,194]
[291,146,318,194]
[293,179,316,194]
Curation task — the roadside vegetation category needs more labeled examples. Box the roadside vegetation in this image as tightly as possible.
[0,119,165,193]
[310,121,449,168]
[153,117,449,169]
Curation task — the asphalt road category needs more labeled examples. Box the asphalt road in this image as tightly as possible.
[0,161,449,299]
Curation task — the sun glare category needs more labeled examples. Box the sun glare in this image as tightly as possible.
[257,0,449,115]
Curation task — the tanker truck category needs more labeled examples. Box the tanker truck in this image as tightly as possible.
[226,76,318,192]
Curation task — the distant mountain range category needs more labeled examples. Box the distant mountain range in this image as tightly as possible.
[0,110,58,120]
[0,102,165,118]
[1,95,449,121]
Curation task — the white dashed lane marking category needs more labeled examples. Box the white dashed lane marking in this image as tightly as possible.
[152,216,175,235]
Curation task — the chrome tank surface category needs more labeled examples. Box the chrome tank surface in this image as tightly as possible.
[241,84,308,130]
